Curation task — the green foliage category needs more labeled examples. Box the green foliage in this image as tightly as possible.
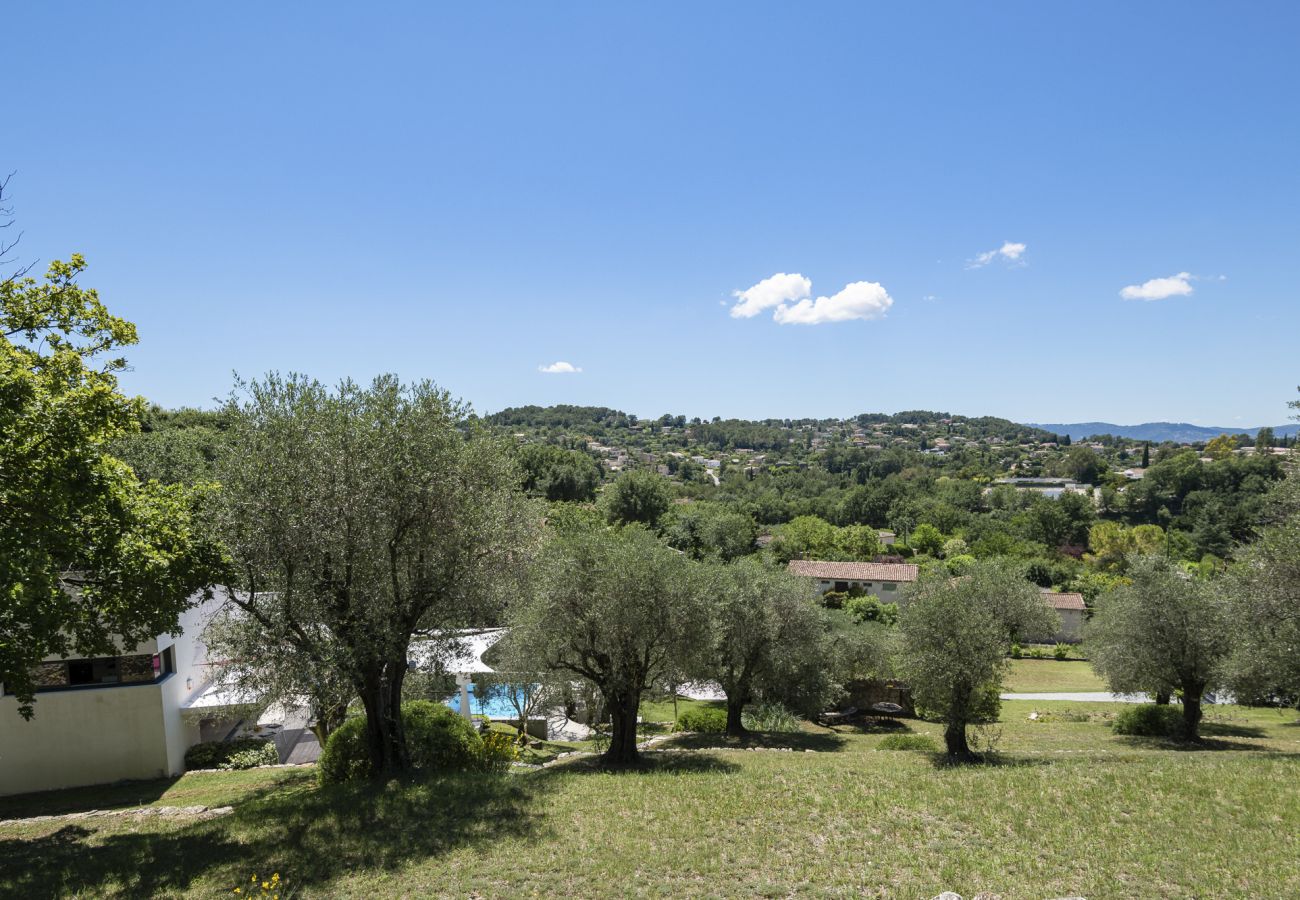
[676,707,727,733]
[1224,467,1300,706]
[1087,554,1231,739]
[478,730,520,772]
[897,559,1057,757]
[184,738,278,771]
[318,702,486,784]
[516,443,602,502]
[1010,642,1022,659]
[843,594,899,626]
[1,254,226,715]
[507,526,711,762]
[1053,643,1070,661]
[1112,704,1185,738]
[603,469,673,528]
[909,523,945,556]
[696,558,839,722]
[741,701,801,733]
[877,733,940,752]
[662,502,758,561]
[216,374,538,776]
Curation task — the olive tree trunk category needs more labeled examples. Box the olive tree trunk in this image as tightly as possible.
[604,689,642,764]
[725,697,747,737]
[1180,684,1204,742]
[358,660,410,776]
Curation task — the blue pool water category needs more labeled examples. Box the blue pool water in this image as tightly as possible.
[443,683,539,719]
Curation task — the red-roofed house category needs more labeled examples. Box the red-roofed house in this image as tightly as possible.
[787,560,919,600]
[1039,590,1086,642]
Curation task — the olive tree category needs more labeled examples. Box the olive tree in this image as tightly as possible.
[507,526,708,764]
[897,561,1057,760]
[1087,554,1231,740]
[1225,470,1300,706]
[697,559,838,736]
[214,374,538,776]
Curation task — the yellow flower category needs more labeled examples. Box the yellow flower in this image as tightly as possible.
[262,884,269,890]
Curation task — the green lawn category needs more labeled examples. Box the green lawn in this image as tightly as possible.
[2,702,1298,898]
[1003,659,1108,693]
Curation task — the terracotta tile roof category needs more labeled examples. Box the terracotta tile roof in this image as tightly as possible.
[787,560,920,583]
[1042,591,1086,611]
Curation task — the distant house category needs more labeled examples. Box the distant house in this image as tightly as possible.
[1038,590,1086,643]
[787,560,919,600]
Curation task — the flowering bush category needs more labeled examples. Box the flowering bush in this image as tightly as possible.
[480,731,520,772]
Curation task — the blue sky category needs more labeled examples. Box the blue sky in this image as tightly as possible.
[8,3,1299,426]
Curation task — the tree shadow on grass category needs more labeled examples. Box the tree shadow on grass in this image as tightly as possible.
[833,717,914,735]
[1199,721,1268,739]
[653,731,846,753]
[547,751,742,775]
[924,752,1061,770]
[0,771,554,899]
[1113,734,1281,753]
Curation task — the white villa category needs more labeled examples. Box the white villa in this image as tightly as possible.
[0,589,250,797]
[786,560,920,599]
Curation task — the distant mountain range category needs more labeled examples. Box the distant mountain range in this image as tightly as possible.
[1028,421,1300,443]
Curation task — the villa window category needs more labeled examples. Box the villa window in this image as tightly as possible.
[883,583,897,592]
[13,653,162,694]
[834,581,849,592]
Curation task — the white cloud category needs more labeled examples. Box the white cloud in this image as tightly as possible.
[1119,272,1194,301]
[538,361,582,374]
[772,281,893,325]
[729,272,811,318]
[968,240,1027,268]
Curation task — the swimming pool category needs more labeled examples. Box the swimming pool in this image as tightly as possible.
[443,682,540,719]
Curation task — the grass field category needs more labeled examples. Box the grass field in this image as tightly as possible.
[1,702,1298,898]
[1003,659,1108,693]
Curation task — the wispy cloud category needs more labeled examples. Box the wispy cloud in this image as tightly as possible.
[538,361,582,374]
[1119,272,1195,301]
[729,272,812,319]
[730,273,893,325]
[967,241,1027,269]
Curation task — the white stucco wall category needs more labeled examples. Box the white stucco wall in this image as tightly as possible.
[814,578,903,601]
[0,682,171,796]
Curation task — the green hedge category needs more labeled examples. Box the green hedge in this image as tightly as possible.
[318,700,486,784]
[676,707,727,733]
[184,737,279,771]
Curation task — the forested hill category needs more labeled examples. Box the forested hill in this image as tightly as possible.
[1033,421,1300,443]
[486,405,1057,445]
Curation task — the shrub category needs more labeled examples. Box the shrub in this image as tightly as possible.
[403,700,484,771]
[480,731,521,772]
[675,706,727,733]
[1010,643,1022,659]
[843,594,899,626]
[820,590,849,610]
[1027,646,1047,659]
[1053,643,1070,661]
[741,701,800,733]
[877,733,939,752]
[184,737,278,771]
[1113,703,1184,738]
[318,701,486,784]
